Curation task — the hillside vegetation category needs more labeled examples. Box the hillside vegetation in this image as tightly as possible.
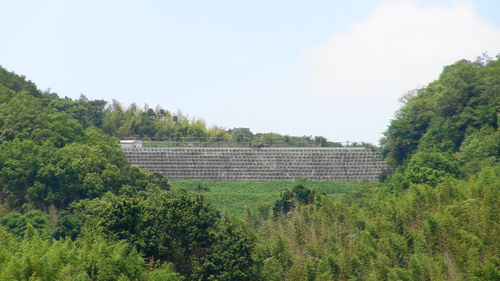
[170,180,363,216]
[0,67,252,280]
[0,53,499,280]
[246,54,500,280]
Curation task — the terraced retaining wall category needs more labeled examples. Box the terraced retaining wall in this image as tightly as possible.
[123,147,388,181]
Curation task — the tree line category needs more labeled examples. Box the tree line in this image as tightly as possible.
[45,91,351,147]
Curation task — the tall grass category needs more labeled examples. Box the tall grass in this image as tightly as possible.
[170,180,364,216]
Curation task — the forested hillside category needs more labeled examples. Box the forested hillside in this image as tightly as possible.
[0,53,499,280]
[0,67,253,280]
[245,55,500,280]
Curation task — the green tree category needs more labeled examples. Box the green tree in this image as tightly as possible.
[75,189,253,279]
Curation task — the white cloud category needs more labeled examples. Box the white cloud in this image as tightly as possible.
[302,0,500,102]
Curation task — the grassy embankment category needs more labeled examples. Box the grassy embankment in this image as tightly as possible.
[170,179,365,216]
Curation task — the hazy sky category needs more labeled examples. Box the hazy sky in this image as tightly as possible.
[2,0,500,144]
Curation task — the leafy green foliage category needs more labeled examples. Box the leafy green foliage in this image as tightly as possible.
[292,184,315,205]
[0,67,40,99]
[382,55,500,174]
[0,129,166,210]
[201,214,255,280]
[272,185,316,216]
[251,169,500,280]
[171,180,362,216]
[0,210,51,239]
[246,55,500,280]
[0,225,183,280]
[1,54,499,280]
[97,99,342,147]
[0,69,169,211]
[72,188,255,280]
[272,188,296,216]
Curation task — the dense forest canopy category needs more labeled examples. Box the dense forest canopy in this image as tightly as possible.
[381,54,500,179]
[0,53,499,280]
[0,66,253,280]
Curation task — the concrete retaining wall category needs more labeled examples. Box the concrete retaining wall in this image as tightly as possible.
[123,147,388,181]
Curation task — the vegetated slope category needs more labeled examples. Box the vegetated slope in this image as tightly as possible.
[0,67,255,280]
[171,180,363,216]
[0,66,164,211]
[381,54,500,178]
[0,53,499,280]
[246,55,500,280]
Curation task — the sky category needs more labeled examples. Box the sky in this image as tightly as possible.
[1,0,500,145]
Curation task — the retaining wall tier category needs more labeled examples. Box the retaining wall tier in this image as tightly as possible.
[122,147,388,181]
